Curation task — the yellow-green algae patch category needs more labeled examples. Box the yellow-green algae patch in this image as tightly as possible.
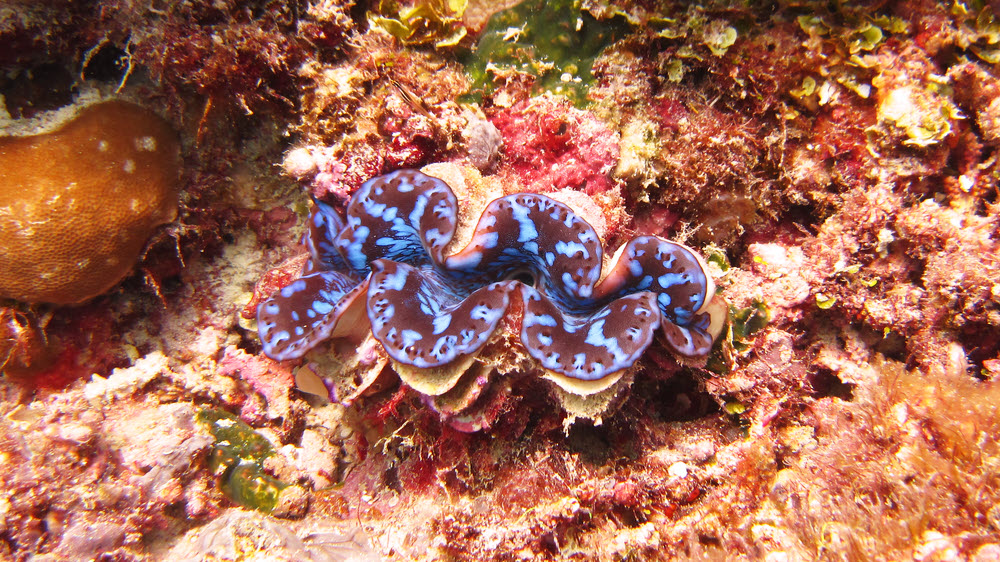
[197,408,290,513]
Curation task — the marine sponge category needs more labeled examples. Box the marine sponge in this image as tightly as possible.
[0,100,180,304]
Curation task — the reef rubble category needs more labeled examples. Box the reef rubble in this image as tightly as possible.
[1,1,1000,560]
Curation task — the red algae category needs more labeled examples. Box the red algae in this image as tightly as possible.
[490,94,620,195]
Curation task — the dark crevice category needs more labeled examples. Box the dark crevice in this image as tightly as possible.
[81,42,130,83]
[808,367,855,401]
[636,372,721,422]
[958,322,1000,380]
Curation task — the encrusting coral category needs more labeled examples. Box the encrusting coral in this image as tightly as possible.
[0,99,180,304]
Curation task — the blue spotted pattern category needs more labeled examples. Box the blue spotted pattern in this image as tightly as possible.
[258,169,717,381]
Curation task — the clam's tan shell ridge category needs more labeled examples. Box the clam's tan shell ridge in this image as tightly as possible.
[0,100,181,304]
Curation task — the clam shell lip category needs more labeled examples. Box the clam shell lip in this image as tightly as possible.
[257,169,717,382]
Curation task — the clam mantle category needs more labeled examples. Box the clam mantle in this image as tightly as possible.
[258,169,724,389]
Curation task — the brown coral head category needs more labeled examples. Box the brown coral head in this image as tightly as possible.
[0,100,181,304]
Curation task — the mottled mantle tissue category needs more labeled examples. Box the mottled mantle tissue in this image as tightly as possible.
[258,170,717,382]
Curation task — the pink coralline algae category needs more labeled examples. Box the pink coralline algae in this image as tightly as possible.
[491,94,620,195]
[217,346,295,423]
[283,144,386,206]
[256,169,722,387]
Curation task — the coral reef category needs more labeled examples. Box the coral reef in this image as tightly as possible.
[2,0,1000,560]
[0,364,216,560]
[161,508,377,561]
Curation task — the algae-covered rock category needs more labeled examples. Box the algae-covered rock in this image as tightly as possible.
[462,0,629,104]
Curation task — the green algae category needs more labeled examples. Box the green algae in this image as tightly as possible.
[461,0,630,105]
[814,293,837,310]
[197,408,288,513]
[705,248,731,273]
[706,298,770,374]
[947,2,1000,70]
[222,464,287,513]
[368,0,469,48]
[730,299,769,347]
[793,12,912,103]
[722,399,747,415]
